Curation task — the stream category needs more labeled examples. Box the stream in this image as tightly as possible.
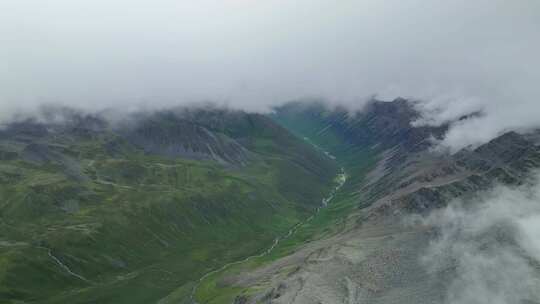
[189,148,346,303]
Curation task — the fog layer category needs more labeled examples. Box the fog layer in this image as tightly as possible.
[421,175,540,303]
[2,0,539,150]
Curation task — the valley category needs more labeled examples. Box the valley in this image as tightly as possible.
[2,99,540,304]
[190,99,540,304]
[2,2,538,303]
[189,164,347,304]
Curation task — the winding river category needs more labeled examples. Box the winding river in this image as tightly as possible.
[189,148,346,304]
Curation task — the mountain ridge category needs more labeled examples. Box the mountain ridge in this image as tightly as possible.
[197,98,540,304]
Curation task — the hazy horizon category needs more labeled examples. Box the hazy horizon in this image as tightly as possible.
[2,0,539,150]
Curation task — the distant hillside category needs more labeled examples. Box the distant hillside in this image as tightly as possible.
[0,107,338,304]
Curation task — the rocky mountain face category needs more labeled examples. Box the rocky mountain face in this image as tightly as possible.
[206,99,540,304]
[121,116,251,165]
[0,109,261,166]
[274,99,540,214]
[393,131,540,214]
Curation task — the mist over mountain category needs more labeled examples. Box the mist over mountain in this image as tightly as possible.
[2,1,540,303]
[2,0,540,151]
[420,178,540,304]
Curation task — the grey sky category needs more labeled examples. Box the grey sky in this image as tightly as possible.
[1,0,539,150]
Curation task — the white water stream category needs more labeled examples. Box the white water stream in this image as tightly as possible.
[189,148,346,303]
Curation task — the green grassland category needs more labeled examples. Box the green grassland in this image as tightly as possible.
[0,113,338,303]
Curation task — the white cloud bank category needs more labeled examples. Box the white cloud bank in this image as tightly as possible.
[1,0,539,150]
[421,175,540,304]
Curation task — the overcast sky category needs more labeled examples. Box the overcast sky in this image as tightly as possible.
[1,0,539,150]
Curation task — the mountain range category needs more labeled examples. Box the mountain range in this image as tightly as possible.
[1,99,539,304]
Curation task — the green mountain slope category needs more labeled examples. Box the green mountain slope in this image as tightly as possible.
[0,108,338,303]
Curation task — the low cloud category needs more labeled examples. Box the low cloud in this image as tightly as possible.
[1,0,539,150]
[411,96,540,153]
[420,174,540,304]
